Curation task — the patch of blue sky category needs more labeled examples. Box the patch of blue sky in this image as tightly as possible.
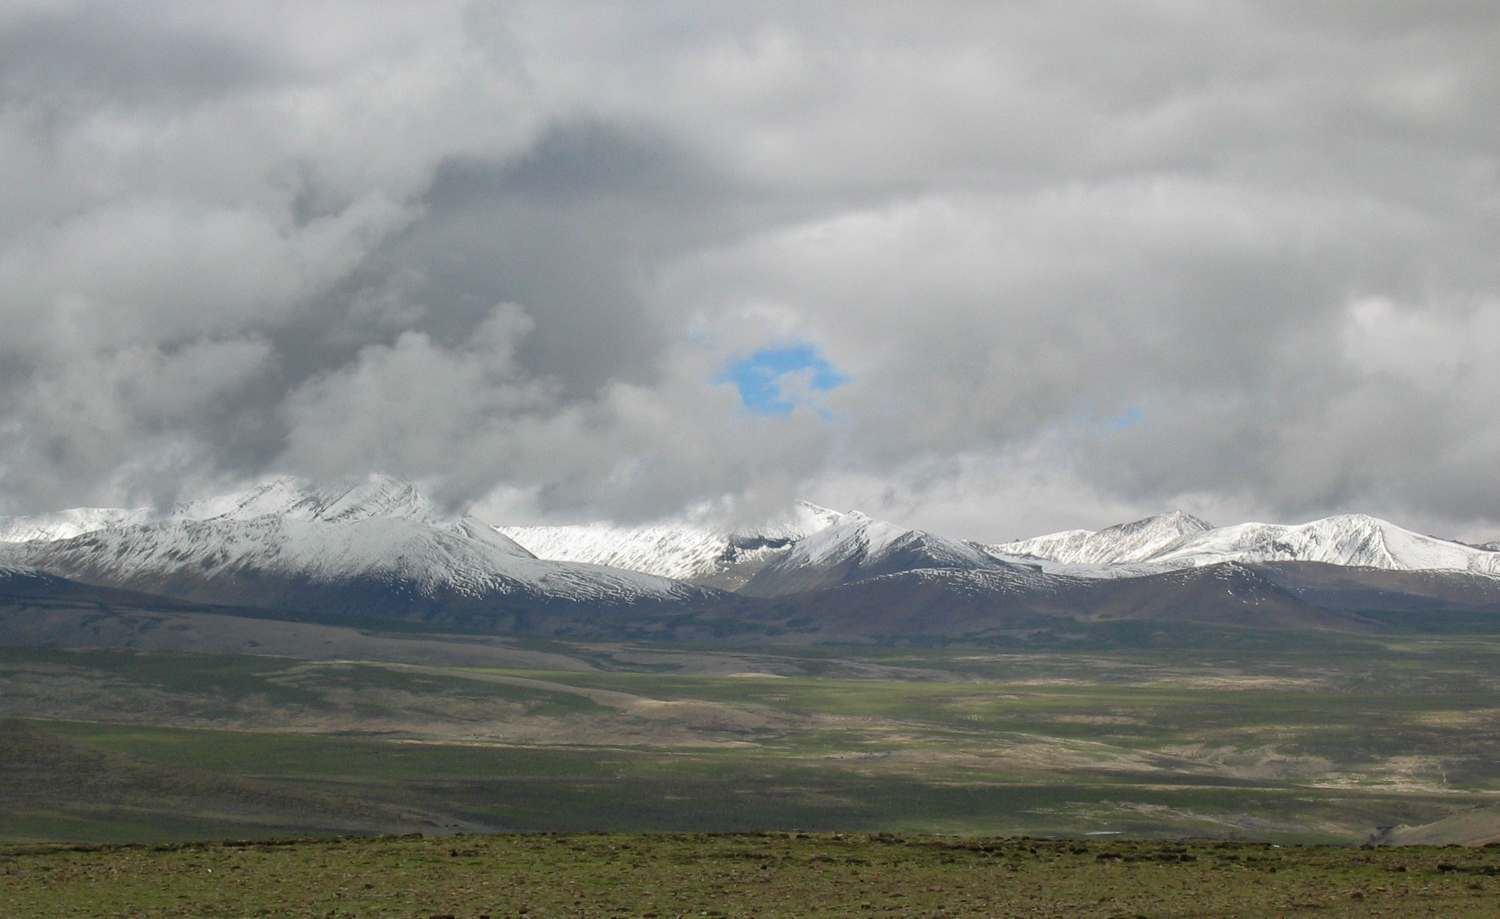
[1104,407,1145,429]
[719,343,851,418]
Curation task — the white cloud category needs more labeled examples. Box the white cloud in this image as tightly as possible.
[5,1,1500,541]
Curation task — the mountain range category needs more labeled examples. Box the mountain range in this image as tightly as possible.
[3,475,1499,644]
[497,500,843,591]
[0,477,723,636]
[989,510,1500,576]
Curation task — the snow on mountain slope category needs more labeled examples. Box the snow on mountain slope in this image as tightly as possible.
[991,511,1213,565]
[6,476,721,616]
[176,475,456,528]
[1152,515,1500,574]
[0,506,153,543]
[995,512,1500,576]
[16,513,697,605]
[0,553,41,577]
[11,470,1500,632]
[499,500,843,589]
[0,476,468,544]
[740,511,1036,598]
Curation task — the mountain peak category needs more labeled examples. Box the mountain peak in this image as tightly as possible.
[1160,509,1214,530]
[174,474,448,527]
[1097,510,1213,538]
[739,512,1032,598]
[992,510,1210,566]
[998,508,1500,576]
[497,498,847,590]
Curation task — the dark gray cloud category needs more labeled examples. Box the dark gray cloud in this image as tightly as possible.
[0,3,277,110]
[388,121,701,392]
[3,0,1500,540]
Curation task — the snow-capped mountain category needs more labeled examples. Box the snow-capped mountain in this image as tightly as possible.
[5,476,722,624]
[993,512,1500,577]
[499,500,843,589]
[739,511,1037,598]
[0,476,454,543]
[992,511,1212,566]
[6,474,1500,643]
[172,475,454,527]
[0,506,153,543]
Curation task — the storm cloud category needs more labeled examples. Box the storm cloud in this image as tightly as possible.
[4,0,1500,541]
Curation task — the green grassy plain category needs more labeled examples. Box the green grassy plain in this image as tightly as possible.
[5,628,1500,844]
[4,832,1499,919]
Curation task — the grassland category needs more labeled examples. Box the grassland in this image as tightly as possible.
[5,625,1500,844]
[4,832,1500,919]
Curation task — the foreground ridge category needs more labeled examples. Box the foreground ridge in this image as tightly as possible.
[3,832,1497,919]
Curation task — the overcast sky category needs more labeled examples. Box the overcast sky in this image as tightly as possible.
[4,0,1500,541]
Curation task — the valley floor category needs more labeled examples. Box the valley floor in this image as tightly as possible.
[4,605,1500,844]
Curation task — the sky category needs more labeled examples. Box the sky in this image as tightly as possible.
[4,0,1500,542]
